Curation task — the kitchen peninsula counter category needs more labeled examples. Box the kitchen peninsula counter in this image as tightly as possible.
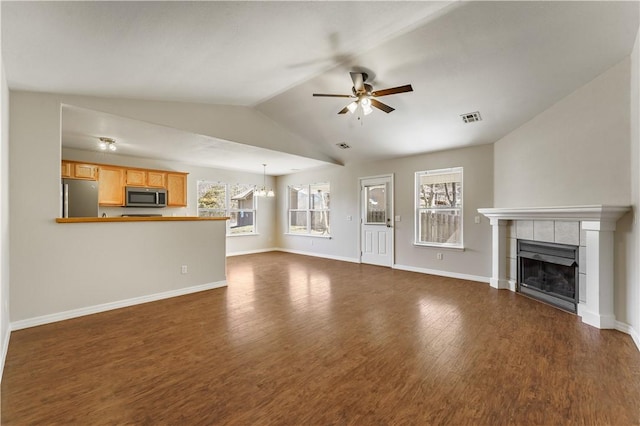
[56,216,229,223]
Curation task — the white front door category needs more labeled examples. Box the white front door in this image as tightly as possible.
[360,175,393,267]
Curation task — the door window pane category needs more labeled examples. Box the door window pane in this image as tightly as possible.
[365,184,386,224]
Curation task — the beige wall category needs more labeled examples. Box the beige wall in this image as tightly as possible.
[494,57,638,332]
[10,92,227,323]
[0,36,11,376]
[494,58,631,207]
[62,148,277,255]
[276,144,494,281]
[629,29,640,342]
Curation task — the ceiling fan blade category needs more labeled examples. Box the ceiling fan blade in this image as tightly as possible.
[350,72,365,92]
[372,84,413,97]
[313,93,354,98]
[370,98,395,113]
[338,106,349,114]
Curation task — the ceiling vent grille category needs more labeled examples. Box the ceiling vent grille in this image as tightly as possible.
[336,142,351,149]
[461,111,482,123]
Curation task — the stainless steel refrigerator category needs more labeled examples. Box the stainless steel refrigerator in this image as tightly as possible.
[61,179,99,218]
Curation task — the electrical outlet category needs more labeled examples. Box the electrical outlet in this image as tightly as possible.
[181,265,188,274]
[436,253,443,260]
[346,215,352,221]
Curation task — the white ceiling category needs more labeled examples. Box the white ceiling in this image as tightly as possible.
[61,105,329,176]
[3,1,639,171]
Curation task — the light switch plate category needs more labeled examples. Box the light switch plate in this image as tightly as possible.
[395,215,401,222]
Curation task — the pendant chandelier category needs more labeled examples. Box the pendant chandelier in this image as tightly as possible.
[257,164,275,197]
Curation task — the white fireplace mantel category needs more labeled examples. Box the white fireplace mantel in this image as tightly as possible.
[477,205,630,330]
[477,205,630,223]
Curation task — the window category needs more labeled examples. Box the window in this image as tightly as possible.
[415,167,463,248]
[288,183,330,236]
[197,181,256,235]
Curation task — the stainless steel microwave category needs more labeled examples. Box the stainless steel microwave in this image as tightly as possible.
[125,187,167,208]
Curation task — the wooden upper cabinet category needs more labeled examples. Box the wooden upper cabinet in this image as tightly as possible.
[61,161,185,206]
[73,163,98,180]
[147,171,166,188]
[98,166,125,206]
[126,169,146,187]
[167,173,187,207]
[61,161,97,180]
[61,161,72,178]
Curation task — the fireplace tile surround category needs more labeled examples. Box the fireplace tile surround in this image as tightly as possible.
[478,206,630,330]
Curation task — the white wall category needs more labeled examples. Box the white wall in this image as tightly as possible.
[62,148,277,255]
[494,57,638,335]
[276,144,494,281]
[0,24,11,378]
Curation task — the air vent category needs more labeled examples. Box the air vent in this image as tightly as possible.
[461,111,482,123]
[336,142,351,149]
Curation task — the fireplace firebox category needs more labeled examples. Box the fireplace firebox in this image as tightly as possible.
[517,239,579,313]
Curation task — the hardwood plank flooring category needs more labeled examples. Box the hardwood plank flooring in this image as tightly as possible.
[2,252,640,425]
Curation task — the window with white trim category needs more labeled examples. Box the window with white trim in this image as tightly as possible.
[288,183,330,236]
[415,167,463,248]
[197,181,256,235]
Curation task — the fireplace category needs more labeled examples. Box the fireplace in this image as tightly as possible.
[517,239,579,313]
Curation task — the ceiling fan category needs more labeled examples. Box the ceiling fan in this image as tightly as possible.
[313,72,413,116]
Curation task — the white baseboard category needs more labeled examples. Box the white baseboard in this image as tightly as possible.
[615,321,640,352]
[0,324,10,383]
[276,248,360,264]
[393,264,489,284]
[226,247,278,257]
[11,281,227,331]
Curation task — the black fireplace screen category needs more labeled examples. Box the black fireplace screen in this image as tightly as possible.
[520,257,575,299]
[517,239,579,313]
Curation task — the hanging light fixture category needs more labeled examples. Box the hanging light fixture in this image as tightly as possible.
[257,164,275,197]
[98,137,117,151]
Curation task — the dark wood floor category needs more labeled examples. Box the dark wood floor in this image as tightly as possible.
[2,252,640,425]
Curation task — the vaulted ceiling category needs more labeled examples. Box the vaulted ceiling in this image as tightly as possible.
[2,1,639,172]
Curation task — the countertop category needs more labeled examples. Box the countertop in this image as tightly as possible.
[56,216,229,223]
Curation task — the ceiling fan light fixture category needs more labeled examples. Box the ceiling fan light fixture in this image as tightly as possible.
[362,103,373,116]
[346,101,358,114]
[360,97,371,107]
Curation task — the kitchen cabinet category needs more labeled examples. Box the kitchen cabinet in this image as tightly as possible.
[98,166,125,206]
[147,171,166,188]
[61,161,72,178]
[61,160,187,207]
[126,169,146,186]
[167,173,187,207]
[73,163,98,180]
[61,161,98,180]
